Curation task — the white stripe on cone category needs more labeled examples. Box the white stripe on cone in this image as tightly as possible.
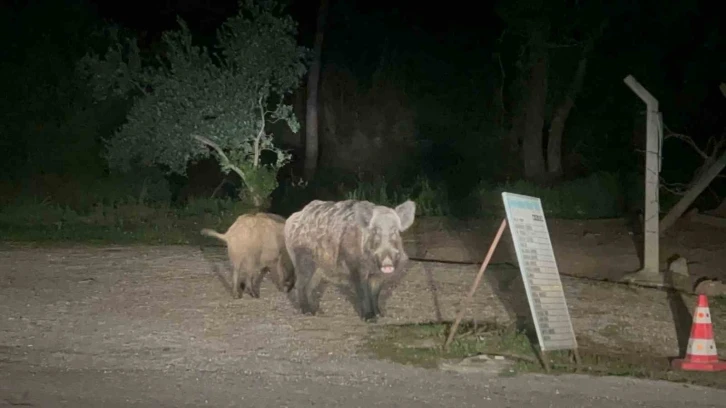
[693,307,712,324]
[686,338,718,357]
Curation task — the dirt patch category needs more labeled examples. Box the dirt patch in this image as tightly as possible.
[0,245,376,372]
[1,244,724,378]
[3,238,726,405]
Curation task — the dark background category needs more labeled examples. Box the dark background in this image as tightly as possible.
[1,0,725,224]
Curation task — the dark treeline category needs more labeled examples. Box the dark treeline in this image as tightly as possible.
[1,0,725,219]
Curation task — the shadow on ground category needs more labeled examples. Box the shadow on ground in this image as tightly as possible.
[663,257,693,358]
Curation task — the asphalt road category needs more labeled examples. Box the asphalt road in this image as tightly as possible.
[3,356,725,408]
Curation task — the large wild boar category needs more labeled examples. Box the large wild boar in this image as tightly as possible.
[284,199,416,321]
[201,212,295,299]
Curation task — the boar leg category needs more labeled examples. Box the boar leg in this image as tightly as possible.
[273,256,295,293]
[354,276,376,321]
[348,266,376,321]
[294,255,317,315]
[233,258,257,299]
[269,258,284,292]
[297,285,312,314]
[280,256,296,293]
[305,267,326,315]
[283,270,296,293]
[231,261,244,299]
[243,269,260,299]
[369,276,384,318]
[248,267,267,298]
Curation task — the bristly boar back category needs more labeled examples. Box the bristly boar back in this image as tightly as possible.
[284,199,416,321]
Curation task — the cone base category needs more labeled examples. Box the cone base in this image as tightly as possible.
[671,358,726,372]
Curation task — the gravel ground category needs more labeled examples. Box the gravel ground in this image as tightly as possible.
[1,244,725,407]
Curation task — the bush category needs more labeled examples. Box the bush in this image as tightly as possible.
[0,192,254,244]
[0,169,172,213]
[477,172,625,219]
[78,0,310,208]
[343,175,451,216]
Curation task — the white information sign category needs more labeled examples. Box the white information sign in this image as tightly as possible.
[501,192,578,352]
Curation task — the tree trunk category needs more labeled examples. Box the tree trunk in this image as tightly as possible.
[521,52,548,182]
[505,105,525,178]
[303,0,330,181]
[659,149,726,235]
[546,54,588,178]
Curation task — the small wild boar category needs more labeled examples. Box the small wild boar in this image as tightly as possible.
[284,199,416,321]
[201,212,295,299]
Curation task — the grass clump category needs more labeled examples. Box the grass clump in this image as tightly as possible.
[0,196,252,245]
[346,171,632,220]
[364,321,533,369]
[1,169,644,245]
[344,175,451,216]
[364,320,726,389]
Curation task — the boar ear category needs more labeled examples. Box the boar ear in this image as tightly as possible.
[395,200,416,232]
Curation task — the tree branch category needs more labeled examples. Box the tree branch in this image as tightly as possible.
[545,41,580,49]
[658,82,726,233]
[496,52,507,117]
[662,124,710,160]
[193,134,262,206]
[660,181,689,196]
[253,93,266,169]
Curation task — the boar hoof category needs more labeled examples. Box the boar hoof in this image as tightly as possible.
[300,302,318,315]
[245,286,260,298]
[361,308,378,322]
[363,315,378,323]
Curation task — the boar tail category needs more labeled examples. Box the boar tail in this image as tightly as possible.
[200,228,227,243]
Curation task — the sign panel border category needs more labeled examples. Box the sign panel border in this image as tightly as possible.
[501,192,578,352]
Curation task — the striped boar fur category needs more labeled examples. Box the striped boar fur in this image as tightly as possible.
[284,199,416,321]
[201,212,295,299]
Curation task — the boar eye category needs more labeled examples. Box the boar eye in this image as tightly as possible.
[371,231,381,246]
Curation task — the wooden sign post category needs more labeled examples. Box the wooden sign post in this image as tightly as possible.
[444,192,580,372]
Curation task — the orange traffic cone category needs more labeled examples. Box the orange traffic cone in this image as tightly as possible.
[671,294,726,372]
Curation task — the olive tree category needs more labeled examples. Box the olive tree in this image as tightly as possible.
[78,0,310,207]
